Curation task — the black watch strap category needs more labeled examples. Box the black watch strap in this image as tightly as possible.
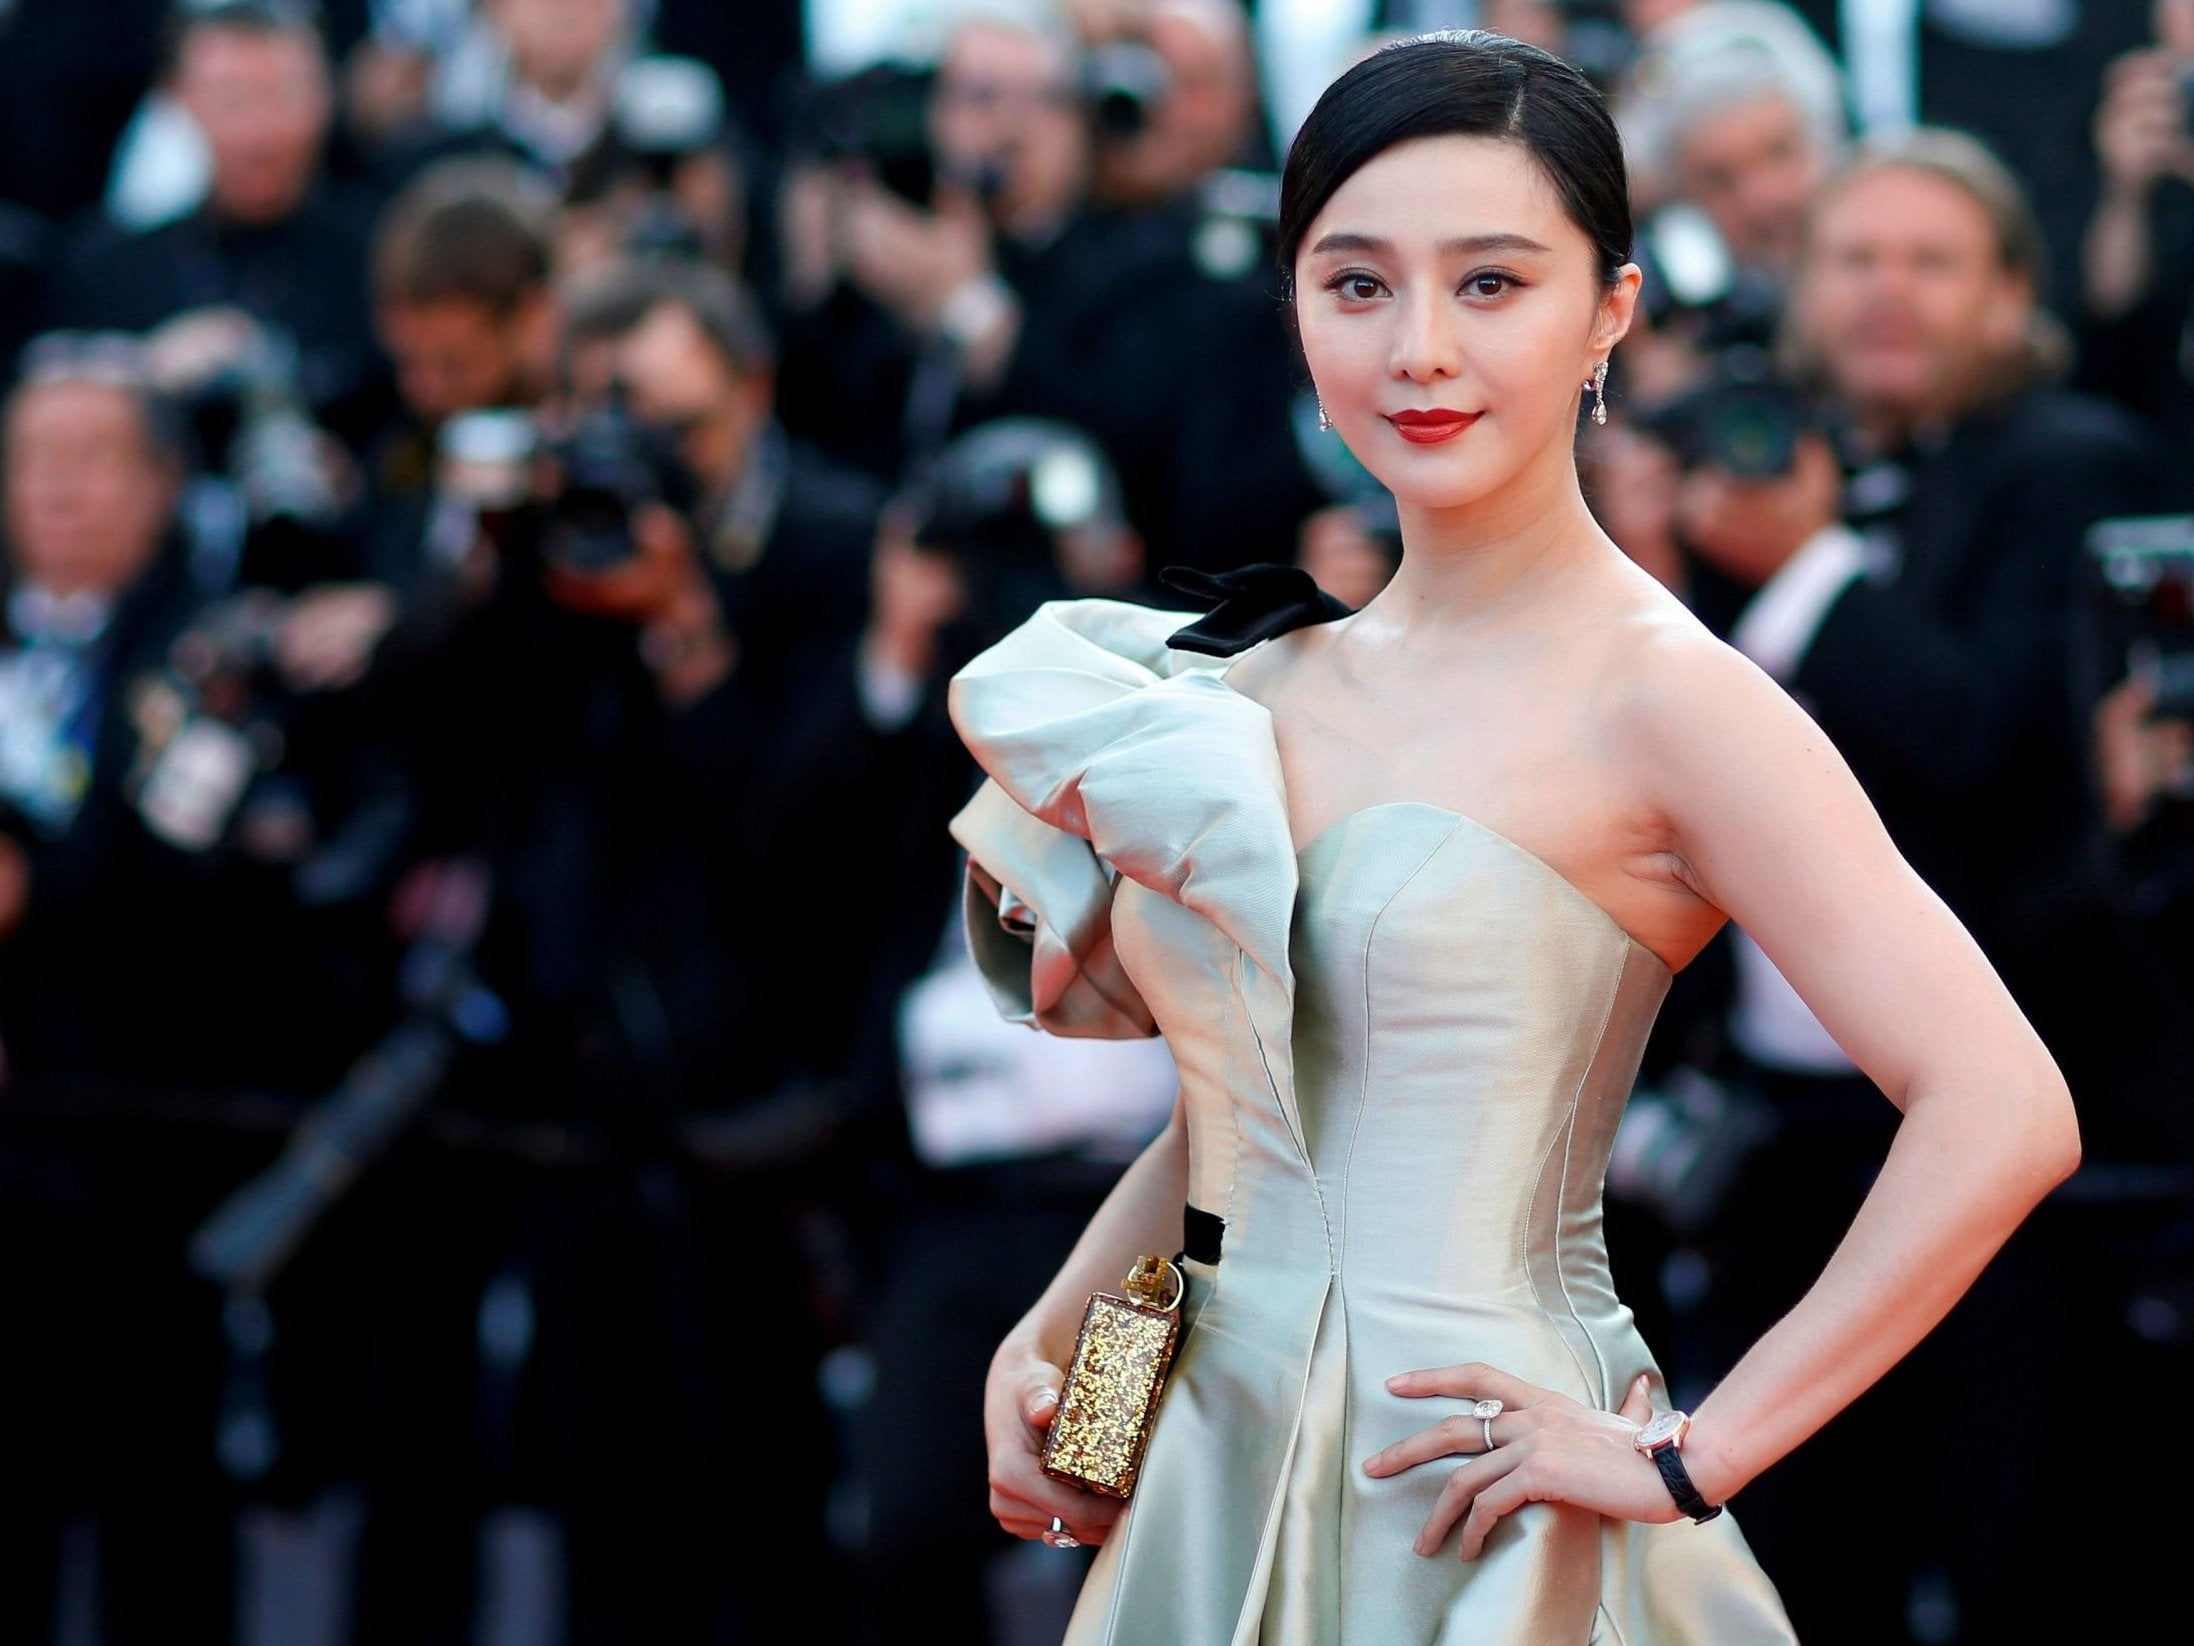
[1649,1443,1724,1523]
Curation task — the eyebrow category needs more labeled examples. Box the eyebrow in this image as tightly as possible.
[1306,231,1555,258]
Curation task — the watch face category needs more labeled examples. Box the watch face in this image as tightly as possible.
[1634,1410,1689,1452]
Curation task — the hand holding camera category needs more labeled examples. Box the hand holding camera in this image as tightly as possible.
[434,397,733,703]
[2089,514,2194,835]
[1672,427,1843,591]
[834,176,1002,341]
[541,500,734,706]
[2094,45,2194,205]
[863,524,970,687]
[2096,671,2194,834]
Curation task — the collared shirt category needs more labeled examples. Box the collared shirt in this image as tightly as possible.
[0,584,114,834]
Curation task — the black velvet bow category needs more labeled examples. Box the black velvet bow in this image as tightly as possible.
[1159,564,1355,657]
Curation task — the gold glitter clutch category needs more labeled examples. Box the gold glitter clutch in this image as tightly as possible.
[1040,1254,1186,1500]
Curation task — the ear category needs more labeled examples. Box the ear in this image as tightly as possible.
[1590,263,1645,361]
[1980,271,2033,356]
[733,365,777,429]
[513,286,560,383]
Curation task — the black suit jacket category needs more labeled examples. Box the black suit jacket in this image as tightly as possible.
[1765,387,2187,1156]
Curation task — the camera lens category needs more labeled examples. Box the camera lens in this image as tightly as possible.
[1703,388,1803,479]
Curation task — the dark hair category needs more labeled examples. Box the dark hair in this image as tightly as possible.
[164,0,327,75]
[372,160,554,318]
[1278,31,1632,287]
[561,260,777,378]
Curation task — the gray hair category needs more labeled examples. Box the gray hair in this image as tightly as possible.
[9,331,191,468]
[894,0,1084,69]
[1618,1,1848,188]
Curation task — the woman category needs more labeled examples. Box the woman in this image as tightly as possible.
[951,30,2078,1643]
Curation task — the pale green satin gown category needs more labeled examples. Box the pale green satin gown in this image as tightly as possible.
[950,599,1799,1646]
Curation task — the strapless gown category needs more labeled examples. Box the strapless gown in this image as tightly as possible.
[949,599,1798,1645]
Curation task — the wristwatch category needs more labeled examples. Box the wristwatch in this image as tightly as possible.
[1633,1410,1724,1523]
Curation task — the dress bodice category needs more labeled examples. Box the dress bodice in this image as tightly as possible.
[949,599,1795,1645]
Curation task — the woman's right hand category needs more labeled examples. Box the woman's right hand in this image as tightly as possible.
[985,1335,1125,1547]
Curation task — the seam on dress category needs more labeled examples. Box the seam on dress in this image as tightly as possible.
[1244,951,1335,1263]
[1320,819,1453,1635]
[1200,957,1248,1322]
[1518,928,1626,1404]
[1227,1277,1337,1646]
[1334,816,1461,1274]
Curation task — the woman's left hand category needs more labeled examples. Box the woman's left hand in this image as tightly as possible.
[1362,1363,1683,1559]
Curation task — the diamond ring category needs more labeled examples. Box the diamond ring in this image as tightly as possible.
[1470,1397,1503,1451]
[1043,1515,1081,1550]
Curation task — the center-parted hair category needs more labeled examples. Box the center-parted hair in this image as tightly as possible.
[1278,31,1632,287]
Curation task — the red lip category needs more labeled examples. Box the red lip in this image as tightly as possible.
[1385,409,1480,444]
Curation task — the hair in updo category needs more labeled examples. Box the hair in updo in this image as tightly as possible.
[1278,31,1632,287]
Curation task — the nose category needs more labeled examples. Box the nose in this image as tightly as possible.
[1389,284,1464,384]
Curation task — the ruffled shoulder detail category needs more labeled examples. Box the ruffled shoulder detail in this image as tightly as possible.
[947,600,1299,1009]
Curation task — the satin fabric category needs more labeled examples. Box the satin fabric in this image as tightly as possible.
[949,600,1798,1645]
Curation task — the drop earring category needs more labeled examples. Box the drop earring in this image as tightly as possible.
[1587,358,1610,427]
[1316,397,1333,432]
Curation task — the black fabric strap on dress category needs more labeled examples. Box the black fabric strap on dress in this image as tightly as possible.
[1182,1203,1225,1264]
[1160,564,1354,658]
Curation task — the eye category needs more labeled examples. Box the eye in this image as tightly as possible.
[1324,270,1389,303]
[1461,270,1523,299]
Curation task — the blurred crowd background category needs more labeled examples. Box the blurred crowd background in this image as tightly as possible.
[1,1,2192,1643]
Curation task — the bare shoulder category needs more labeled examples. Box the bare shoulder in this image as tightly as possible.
[1598,591,1837,784]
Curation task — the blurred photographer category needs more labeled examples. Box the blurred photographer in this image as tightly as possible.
[741,417,1158,1644]
[43,1,385,448]
[2078,0,2194,458]
[378,0,636,184]
[556,52,750,277]
[2091,522,2194,989]
[343,252,874,1645]
[355,158,558,593]
[1613,1,1846,403]
[777,0,1319,570]
[562,256,885,699]
[1630,128,2180,1643]
[1083,0,1269,213]
[0,338,374,1646]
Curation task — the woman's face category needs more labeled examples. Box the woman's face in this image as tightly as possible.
[1293,135,1634,516]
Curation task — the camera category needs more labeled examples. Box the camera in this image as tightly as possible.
[1635,346,1823,480]
[436,393,693,575]
[537,387,693,573]
[1607,1064,1780,1233]
[2089,514,2194,723]
[124,592,290,855]
[790,61,940,207]
[592,54,727,263]
[1633,203,1784,358]
[1085,40,1169,139]
[612,54,724,175]
[175,328,346,535]
[905,418,1128,661]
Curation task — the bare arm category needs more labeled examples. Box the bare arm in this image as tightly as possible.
[1638,639,2079,1504]
[986,1092,1191,1545]
[2084,48,2194,318]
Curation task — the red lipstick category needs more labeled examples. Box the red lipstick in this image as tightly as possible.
[1385,409,1480,444]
